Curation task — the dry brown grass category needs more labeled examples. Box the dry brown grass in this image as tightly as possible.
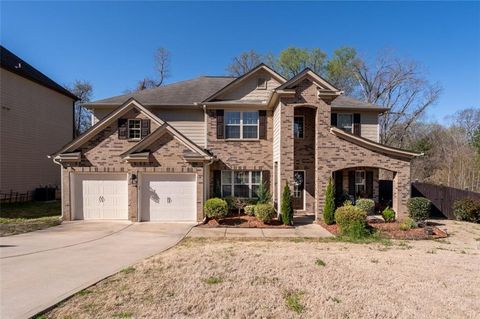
[46,220,480,319]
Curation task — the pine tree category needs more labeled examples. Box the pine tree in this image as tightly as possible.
[281,183,294,225]
[323,177,336,225]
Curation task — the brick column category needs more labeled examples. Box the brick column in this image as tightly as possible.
[393,167,411,219]
[280,102,294,198]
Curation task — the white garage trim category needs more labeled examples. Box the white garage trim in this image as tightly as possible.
[71,173,128,220]
[138,173,197,222]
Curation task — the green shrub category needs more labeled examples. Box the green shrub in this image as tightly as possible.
[204,198,228,219]
[256,181,272,204]
[323,177,335,225]
[223,196,236,211]
[334,205,368,238]
[453,198,480,223]
[343,199,353,206]
[382,207,396,222]
[407,197,431,222]
[244,205,256,216]
[281,183,294,225]
[355,198,375,215]
[399,217,417,231]
[255,203,276,223]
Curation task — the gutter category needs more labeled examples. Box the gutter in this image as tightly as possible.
[49,155,64,220]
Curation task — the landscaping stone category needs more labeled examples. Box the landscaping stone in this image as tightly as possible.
[367,215,385,223]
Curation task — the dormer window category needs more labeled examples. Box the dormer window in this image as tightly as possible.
[257,78,267,90]
[128,119,142,140]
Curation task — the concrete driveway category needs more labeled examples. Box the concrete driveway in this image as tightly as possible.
[0,221,194,319]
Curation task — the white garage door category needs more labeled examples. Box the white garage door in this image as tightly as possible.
[73,174,128,220]
[140,174,196,222]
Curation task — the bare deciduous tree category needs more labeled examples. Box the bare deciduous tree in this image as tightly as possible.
[67,80,93,137]
[227,49,263,76]
[353,50,442,146]
[134,47,171,91]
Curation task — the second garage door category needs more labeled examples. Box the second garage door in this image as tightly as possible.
[139,174,197,222]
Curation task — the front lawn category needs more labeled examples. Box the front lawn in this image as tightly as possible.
[44,220,480,319]
[0,201,61,236]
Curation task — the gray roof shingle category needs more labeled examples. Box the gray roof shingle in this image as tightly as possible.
[88,76,236,106]
[331,95,389,111]
[0,45,78,100]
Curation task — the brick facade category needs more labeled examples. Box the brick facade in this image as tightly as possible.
[61,107,204,222]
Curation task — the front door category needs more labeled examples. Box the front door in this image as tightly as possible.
[292,170,305,210]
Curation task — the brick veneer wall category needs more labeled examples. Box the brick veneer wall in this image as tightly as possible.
[206,109,273,196]
[61,108,204,222]
[280,78,411,219]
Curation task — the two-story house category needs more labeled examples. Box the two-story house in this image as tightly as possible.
[1,46,78,195]
[51,64,419,222]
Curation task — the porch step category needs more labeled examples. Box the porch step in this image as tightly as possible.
[367,215,385,223]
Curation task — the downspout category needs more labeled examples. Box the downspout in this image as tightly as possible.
[49,156,64,220]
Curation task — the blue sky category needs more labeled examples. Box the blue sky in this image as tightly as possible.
[1,1,479,123]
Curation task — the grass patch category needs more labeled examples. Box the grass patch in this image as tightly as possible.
[315,258,326,267]
[0,216,62,236]
[77,289,93,296]
[0,201,61,219]
[284,290,305,314]
[203,276,223,285]
[121,266,136,275]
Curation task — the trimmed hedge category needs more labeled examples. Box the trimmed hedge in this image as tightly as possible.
[244,205,256,216]
[334,205,368,238]
[407,197,431,222]
[356,198,375,215]
[382,207,396,222]
[204,198,228,219]
[453,198,480,223]
[255,203,276,223]
[399,217,416,231]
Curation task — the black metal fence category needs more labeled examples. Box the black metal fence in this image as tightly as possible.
[0,187,60,204]
[411,182,480,219]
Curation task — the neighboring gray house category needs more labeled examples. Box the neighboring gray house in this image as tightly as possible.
[0,45,78,194]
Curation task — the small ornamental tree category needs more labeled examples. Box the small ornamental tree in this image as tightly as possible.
[281,183,294,225]
[323,177,335,225]
[256,181,272,204]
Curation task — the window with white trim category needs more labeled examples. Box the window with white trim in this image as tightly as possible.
[128,119,141,140]
[294,116,304,139]
[355,170,365,195]
[221,170,262,198]
[225,111,259,139]
[337,113,353,133]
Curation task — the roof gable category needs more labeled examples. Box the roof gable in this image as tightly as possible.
[51,98,163,156]
[276,68,341,93]
[203,64,286,102]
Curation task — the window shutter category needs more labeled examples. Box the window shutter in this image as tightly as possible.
[348,171,355,197]
[366,171,374,198]
[216,110,224,139]
[331,113,337,127]
[118,119,128,140]
[334,171,343,200]
[141,119,150,138]
[213,170,221,197]
[259,110,267,139]
[353,113,361,136]
[262,170,270,191]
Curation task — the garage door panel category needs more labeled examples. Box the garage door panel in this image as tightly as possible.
[140,174,196,222]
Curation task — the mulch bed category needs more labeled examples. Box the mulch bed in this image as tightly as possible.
[318,220,448,240]
[199,214,293,228]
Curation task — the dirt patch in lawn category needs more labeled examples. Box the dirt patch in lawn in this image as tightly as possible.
[44,220,480,319]
[318,220,448,240]
[200,214,293,228]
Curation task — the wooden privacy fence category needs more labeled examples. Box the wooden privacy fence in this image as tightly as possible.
[0,191,33,204]
[411,182,480,219]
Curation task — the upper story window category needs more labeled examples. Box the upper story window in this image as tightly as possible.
[257,78,267,90]
[128,119,141,140]
[221,170,262,198]
[294,116,304,139]
[337,113,353,133]
[225,111,259,139]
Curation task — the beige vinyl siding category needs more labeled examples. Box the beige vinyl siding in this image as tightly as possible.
[216,70,282,101]
[92,107,206,147]
[0,68,74,193]
[361,112,379,142]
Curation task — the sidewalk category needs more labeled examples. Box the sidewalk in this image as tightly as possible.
[187,222,334,238]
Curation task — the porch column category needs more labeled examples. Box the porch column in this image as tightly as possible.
[279,102,294,215]
[392,167,411,219]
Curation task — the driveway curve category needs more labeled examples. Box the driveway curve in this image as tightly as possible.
[0,221,194,319]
